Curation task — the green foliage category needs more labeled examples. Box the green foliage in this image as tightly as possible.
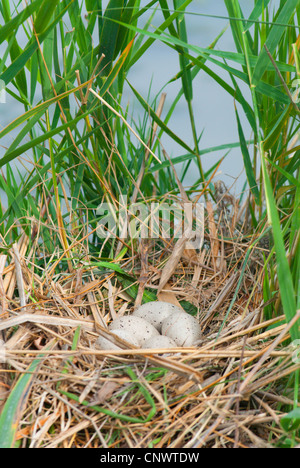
[0,351,47,447]
[0,1,299,443]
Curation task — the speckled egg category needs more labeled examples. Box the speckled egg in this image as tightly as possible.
[108,315,159,346]
[95,329,140,350]
[161,312,202,347]
[132,301,185,332]
[142,335,178,349]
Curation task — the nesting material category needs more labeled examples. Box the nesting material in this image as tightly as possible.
[1,212,287,449]
[132,301,185,332]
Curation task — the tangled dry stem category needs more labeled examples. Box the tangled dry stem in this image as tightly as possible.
[0,189,299,448]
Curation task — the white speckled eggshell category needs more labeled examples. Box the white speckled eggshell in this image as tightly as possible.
[142,335,178,349]
[132,301,185,332]
[108,315,159,345]
[161,312,202,347]
[95,329,140,350]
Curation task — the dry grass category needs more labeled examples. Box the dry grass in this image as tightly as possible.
[0,188,299,449]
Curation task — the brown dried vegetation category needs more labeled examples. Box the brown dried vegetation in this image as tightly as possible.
[0,186,298,449]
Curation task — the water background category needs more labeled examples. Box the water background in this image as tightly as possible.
[0,0,261,204]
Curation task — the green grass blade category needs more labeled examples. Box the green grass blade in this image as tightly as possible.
[0,0,43,44]
[244,0,272,32]
[128,0,192,68]
[112,18,294,108]
[149,141,249,173]
[124,12,294,74]
[0,352,46,447]
[1,102,100,168]
[290,172,300,248]
[252,0,299,85]
[33,0,61,34]
[1,3,29,97]
[0,0,74,87]
[100,37,134,96]
[264,108,294,152]
[89,260,157,302]
[266,158,300,189]
[260,145,299,341]
[280,408,300,432]
[173,0,193,101]
[30,51,39,104]
[235,107,260,205]
[115,0,138,55]
[0,80,90,142]
[98,0,124,76]
[127,80,195,155]
[67,0,89,54]
[59,367,156,424]
[224,0,249,55]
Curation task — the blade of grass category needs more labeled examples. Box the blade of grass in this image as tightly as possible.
[252,0,299,85]
[59,366,156,424]
[114,18,294,107]
[88,260,157,302]
[0,0,74,87]
[98,0,124,76]
[0,95,99,168]
[235,107,260,205]
[173,0,205,185]
[237,5,299,342]
[0,0,42,45]
[0,341,55,448]
[149,141,252,173]
[126,80,195,156]
[260,143,299,341]
[33,0,62,34]
[0,79,93,143]
[89,87,162,164]
[244,0,272,32]
[128,0,192,68]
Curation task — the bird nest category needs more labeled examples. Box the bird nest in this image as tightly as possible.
[0,187,299,449]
